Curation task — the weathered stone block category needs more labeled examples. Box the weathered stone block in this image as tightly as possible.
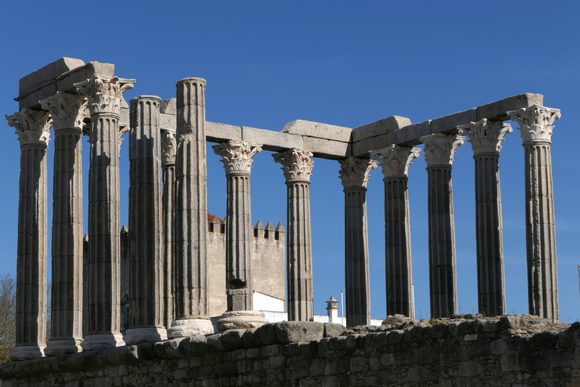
[206,121,243,142]
[352,116,411,142]
[273,322,324,344]
[430,109,476,133]
[243,125,303,151]
[324,323,346,338]
[476,93,544,121]
[302,136,349,159]
[19,57,85,95]
[283,119,352,142]
[220,329,246,351]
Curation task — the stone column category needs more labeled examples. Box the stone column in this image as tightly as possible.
[273,149,315,321]
[6,109,51,360]
[168,78,213,338]
[214,140,266,330]
[125,96,167,344]
[338,156,376,327]
[161,130,176,329]
[75,76,134,349]
[509,105,561,320]
[40,92,87,355]
[372,145,420,319]
[462,119,512,316]
[420,133,464,318]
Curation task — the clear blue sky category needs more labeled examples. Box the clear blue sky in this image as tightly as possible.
[1,0,579,322]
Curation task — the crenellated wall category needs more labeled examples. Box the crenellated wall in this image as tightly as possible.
[1,316,578,386]
[207,216,285,316]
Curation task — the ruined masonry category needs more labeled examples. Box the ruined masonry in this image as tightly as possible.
[0,57,566,385]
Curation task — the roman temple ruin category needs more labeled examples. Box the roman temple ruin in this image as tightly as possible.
[2,57,562,376]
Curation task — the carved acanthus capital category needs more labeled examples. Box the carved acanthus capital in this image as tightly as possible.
[460,119,512,155]
[161,130,177,165]
[6,108,51,147]
[40,92,88,130]
[213,140,262,175]
[75,76,135,116]
[273,149,314,183]
[508,104,561,145]
[371,145,420,179]
[421,133,464,167]
[339,157,376,189]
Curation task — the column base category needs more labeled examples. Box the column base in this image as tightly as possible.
[167,318,214,338]
[217,311,267,332]
[10,344,45,361]
[45,338,83,356]
[124,327,168,345]
[81,333,125,351]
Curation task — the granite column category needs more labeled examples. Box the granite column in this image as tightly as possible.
[214,141,266,330]
[463,119,511,316]
[169,78,213,337]
[509,105,561,320]
[6,109,51,360]
[372,145,420,319]
[339,157,376,326]
[125,96,167,343]
[40,93,87,354]
[274,149,315,321]
[421,133,464,318]
[76,76,134,349]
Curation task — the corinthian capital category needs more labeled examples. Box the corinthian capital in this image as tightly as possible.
[75,76,135,115]
[460,119,512,156]
[6,108,51,147]
[371,145,420,179]
[161,130,177,166]
[273,149,314,183]
[339,156,376,189]
[508,104,561,145]
[40,92,88,130]
[421,133,464,167]
[213,140,262,175]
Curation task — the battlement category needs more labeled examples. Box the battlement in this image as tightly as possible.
[207,215,285,242]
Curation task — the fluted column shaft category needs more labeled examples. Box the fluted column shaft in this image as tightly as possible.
[161,130,176,328]
[421,134,463,318]
[463,118,512,316]
[40,93,88,354]
[274,149,314,321]
[214,141,262,311]
[339,157,375,327]
[226,172,253,310]
[427,166,456,317]
[510,105,561,320]
[173,78,209,320]
[385,177,414,318]
[76,76,134,349]
[126,96,166,343]
[474,154,505,315]
[6,109,51,360]
[372,146,419,319]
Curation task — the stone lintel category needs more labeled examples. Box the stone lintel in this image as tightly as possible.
[282,119,352,142]
[476,93,544,121]
[353,93,544,155]
[17,61,116,110]
[148,93,544,160]
[351,116,412,142]
[18,57,85,98]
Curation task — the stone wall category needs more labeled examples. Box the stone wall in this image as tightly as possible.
[207,216,285,316]
[1,316,579,386]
